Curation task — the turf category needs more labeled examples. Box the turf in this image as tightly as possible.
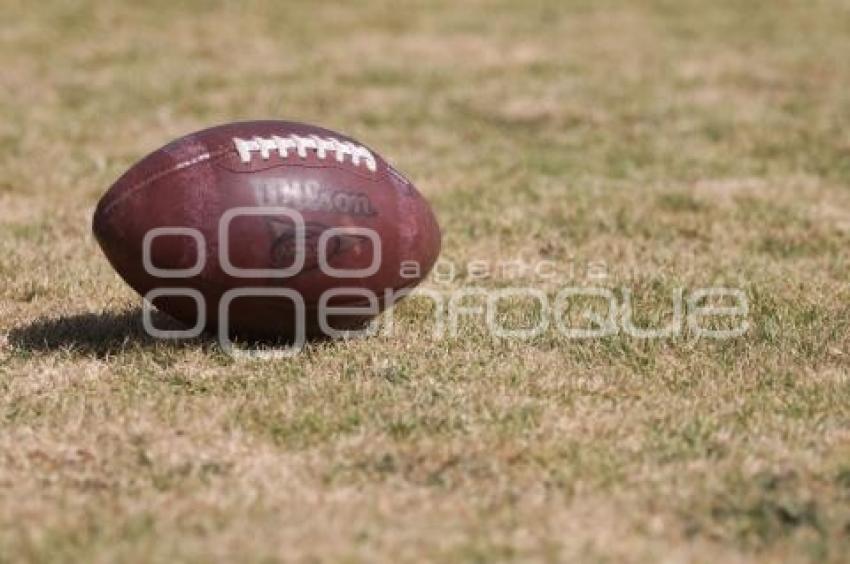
[1,0,849,562]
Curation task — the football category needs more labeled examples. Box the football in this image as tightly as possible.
[92,121,441,340]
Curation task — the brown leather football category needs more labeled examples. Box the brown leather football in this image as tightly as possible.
[93,121,441,339]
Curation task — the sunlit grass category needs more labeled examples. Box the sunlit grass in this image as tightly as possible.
[0,0,849,561]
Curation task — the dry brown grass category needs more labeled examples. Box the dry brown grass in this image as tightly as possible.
[1,0,849,562]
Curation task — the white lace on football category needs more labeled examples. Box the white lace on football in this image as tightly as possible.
[233,134,377,172]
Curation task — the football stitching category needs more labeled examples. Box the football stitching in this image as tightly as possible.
[233,134,378,173]
[98,133,382,220]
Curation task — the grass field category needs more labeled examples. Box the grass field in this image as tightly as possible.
[1,0,850,561]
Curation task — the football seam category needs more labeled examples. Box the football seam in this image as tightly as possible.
[97,146,233,218]
[215,159,382,182]
[98,146,386,220]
